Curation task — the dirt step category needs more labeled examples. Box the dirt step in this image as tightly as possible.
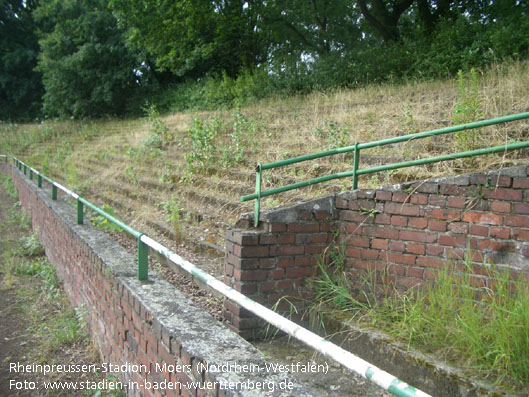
[144,219,226,257]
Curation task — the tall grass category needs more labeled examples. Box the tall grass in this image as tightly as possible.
[311,250,529,389]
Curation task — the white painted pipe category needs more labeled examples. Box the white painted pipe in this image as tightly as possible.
[140,235,431,397]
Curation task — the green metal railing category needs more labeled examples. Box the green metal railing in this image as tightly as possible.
[242,112,529,226]
[11,157,149,281]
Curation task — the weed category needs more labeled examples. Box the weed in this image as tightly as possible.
[185,116,220,176]
[2,174,18,201]
[453,68,483,152]
[90,205,122,233]
[221,111,259,167]
[360,207,381,218]
[316,119,350,150]
[465,183,489,210]
[124,165,138,187]
[18,231,45,257]
[309,246,529,387]
[142,103,173,149]
[8,203,31,229]
[162,195,183,241]
[399,103,416,134]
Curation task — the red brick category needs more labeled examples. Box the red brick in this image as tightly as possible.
[417,256,445,268]
[336,198,349,209]
[428,195,446,207]
[298,210,313,220]
[407,243,425,255]
[315,210,331,220]
[462,212,502,225]
[387,264,406,275]
[234,268,268,281]
[376,190,392,201]
[346,247,362,258]
[409,218,427,229]
[386,252,416,265]
[235,245,269,258]
[277,257,294,267]
[268,269,285,279]
[345,223,364,234]
[385,202,420,216]
[361,249,380,260]
[409,194,428,205]
[426,208,460,221]
[439,235,477,248]
[407,267,424,279]
[259,281,277,292]
[274,245,304,256]
[295,256,311,266]
[312,233,328,243]
[371,238,388,250]
[391,216,408,227]
[346,237,370,248]
[426,245,444,256]
[286,267,313,278]
[447,197,466,208]
[513,177,529,189]
[400,230,437,243]
[288,223,320,233]
[374,213,391,225]
[392,192,409,203]
[490,201,511,213]
[341,210,370,223]
[428,220,447,232]
[505,215,529,228]
[470,224,488,236]
[513,203,529,214]
[269,223,286,232]
[483,188,522,201]
[490,227,510,239]
[478,240,515,252]
[513,229,529,242]
[390,241,405,252]
[448,222,468,234]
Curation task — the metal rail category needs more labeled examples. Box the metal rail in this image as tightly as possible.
[241,112,529,226]
[4,155,431,397]
[11,156,149,280]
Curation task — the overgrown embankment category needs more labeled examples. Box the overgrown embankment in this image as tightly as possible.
[1,61,528,282]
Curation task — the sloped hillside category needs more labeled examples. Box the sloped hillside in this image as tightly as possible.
[4,61,529,281]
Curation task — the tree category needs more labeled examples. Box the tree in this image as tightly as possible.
[356,0,414,42]
[0,0,43,120]
[35,0,139,118]
[110,0,268,80]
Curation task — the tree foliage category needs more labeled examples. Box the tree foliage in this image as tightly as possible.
[0,0,43,120]
[1,0,528,120]
[34,0,139,118]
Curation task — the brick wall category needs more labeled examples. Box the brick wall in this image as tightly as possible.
[2,163,315,397]
[224,196,336,339]
[225,166,529,336]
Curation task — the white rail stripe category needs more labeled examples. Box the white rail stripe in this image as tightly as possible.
[140,235,431,397]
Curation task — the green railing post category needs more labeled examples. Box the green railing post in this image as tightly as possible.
[29,169,33,180]
[52,184,57,200]
[137,235,148,281]
[254,163,262,227]
[23,164,27,175]
[77,199,83,224]
[38,174,42,188]
[352,142,360,189]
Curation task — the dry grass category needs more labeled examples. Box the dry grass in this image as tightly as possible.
[3,60,529,275]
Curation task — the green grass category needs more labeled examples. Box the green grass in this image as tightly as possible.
[310,249,529,390]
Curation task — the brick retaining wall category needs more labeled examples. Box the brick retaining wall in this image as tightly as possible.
[1,163,315,397]
[225,166,529,337]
